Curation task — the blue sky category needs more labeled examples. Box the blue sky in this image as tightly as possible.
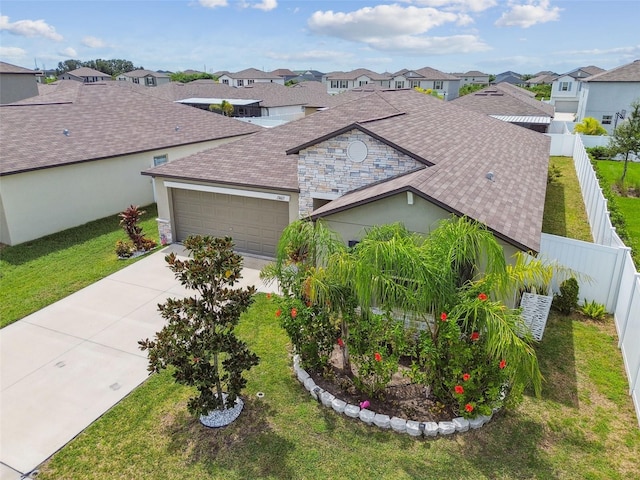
[1,1,639,75]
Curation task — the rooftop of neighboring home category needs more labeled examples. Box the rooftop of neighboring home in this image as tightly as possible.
[0,61,40,75]
[583,59,640,82]
[324,68,392,81]
[452,83,554,118]
[0,80,259,176]
[121,69,170,78]
[393,67,459,80]
[564,65,605,79]
[221,68,282,80]
[526,74,558,85]
[145,89,550,252]
[62,67,112,78]
[451,70,489,78]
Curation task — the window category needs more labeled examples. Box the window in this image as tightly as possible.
[559,81,571,92]
[237,79,244,87]
[133,78,139,84]
[602,115,612,125]
[222,79,229,85]
[153,154,168,166]
[145,77,156,86]
[395,81,405,89]
[340,80,348,89]
[248,79,254,85]
[331,80,348,89]
[410,80,420,88]
[359,80,368,86]
[434,80,443,89]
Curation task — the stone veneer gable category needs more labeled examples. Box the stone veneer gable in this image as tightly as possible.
[297,129,422,216]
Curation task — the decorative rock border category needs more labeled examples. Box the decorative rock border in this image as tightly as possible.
[293,354,494,438]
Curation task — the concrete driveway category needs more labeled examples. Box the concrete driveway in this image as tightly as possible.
[0,244,277,479]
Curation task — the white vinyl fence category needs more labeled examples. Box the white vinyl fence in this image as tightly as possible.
[543,133,640,426]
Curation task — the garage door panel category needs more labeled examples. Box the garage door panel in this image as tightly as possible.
[173,189,289,257]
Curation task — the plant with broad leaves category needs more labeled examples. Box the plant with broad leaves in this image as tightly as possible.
[139,236,259,415]
[118,205,157,252]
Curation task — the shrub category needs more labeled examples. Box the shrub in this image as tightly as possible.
[115,240,133,258]
[118,205,157,252]
[586,146,610,160]
[547,163,562,184]
[581,299,607,321]
[552,278,579,314]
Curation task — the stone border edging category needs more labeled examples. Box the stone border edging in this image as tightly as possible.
[293,354,494,437]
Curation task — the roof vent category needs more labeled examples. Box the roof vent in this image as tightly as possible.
[486,171,495,182]
[175,126,180,132]
[63,129,70,136]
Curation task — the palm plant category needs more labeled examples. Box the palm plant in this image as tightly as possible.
[573,117,607,136]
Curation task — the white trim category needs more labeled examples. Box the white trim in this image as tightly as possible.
[164,181,290,202]
[312,192,340,201]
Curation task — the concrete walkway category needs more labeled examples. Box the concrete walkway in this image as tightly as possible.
[0,245,277,479]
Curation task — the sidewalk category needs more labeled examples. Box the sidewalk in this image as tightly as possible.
[0,245,277,479]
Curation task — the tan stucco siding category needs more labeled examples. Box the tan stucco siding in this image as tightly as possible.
[320,193,451,244]
[0,73,39,104]
[0,139,230,245]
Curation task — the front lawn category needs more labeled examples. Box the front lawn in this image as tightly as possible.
[37,294,640,480]
[0,204,159,328]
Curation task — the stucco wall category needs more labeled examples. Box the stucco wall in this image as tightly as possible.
[298,129,421,216]
[0,139,233,245]
[0,73,39,104]
[580,82,640,134]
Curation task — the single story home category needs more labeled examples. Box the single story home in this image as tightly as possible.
[58,67,113,83]
[451,82,555,132]
[0,80,259,246]
[117,69,171,87]
[144,89,550,259]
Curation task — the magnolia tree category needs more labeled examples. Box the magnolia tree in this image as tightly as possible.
[139,236,259,415]
[263,217,553,418]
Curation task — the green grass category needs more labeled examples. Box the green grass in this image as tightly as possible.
[0,204,159,328]
[36,296,640,480]
[543,157,593,242]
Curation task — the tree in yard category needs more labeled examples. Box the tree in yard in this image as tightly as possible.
[139,236,259,415]
[573,117,607,136]
[608,100,640,185]
[209,100,234,117]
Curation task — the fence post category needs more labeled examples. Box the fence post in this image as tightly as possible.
[618,272,640,348]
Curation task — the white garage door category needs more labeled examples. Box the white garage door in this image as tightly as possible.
[172,188,289,257]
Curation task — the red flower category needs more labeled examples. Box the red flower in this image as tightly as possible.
[465,403,474,413]
[291,308,298,318]
[440,312,448,321]
[462,373,471,382]
[478,293,488,301]
[374,352,382,362]
[470,331,480,341]
[275,309,282,318]
[337,338,345,348]
[266,293,272,299]
[454,385,464,394]
[499,359,507,369]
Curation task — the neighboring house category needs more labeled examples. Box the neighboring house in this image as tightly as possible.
[550,65,605,113]
[117,69,171,87]
[453,70,491,87]
[0,61,40,104]
[452,82,555,133]
[143,89,550,259]
[495,71,522,85]
[575,59,640,134]
[390,67,461,100]
[58,67,112,82]
[291,70,325,83]
[0,80,259,246]
[217,68,285,87]
[323,69,391,94]
[271,68,298,83]
[525,74,558,86]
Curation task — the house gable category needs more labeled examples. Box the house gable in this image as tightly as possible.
[296,128,424,216]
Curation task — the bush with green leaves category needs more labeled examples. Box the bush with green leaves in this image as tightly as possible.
[139,236,259,415]
[552,277,580,314]
[118,205,157,253]
[581,299,607,321]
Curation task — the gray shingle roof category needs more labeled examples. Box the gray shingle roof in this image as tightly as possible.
[325,69,391,81]
[451,83,554,117]
[123,69,170,78]
[146,89,549,252]
[0,81,259,175]
[584,59,640,82]
[64,67,111,78]
[0,61,39,74]
[394,67,458,80]
[227,68,282,80]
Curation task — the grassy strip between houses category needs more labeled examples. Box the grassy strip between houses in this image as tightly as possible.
[594,159,640,264]
[37,294,640,480]
[0,204,159,328]
[542,156,592,242]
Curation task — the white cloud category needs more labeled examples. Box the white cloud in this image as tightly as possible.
[253,0,277,11]
[407,0,497,12]
[555,45,640,57]
[0,15,63,41]
[495,0,561,28]
[59,47,78,58]
[368,34,490,55]
[0,46,27,59]
[82,36,106,48]
[199,0,228,8]
[308,5,459,41]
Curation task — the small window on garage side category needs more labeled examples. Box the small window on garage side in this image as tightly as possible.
[153,154,168,166]
[602,115,612,125]
[313,198,331,210]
